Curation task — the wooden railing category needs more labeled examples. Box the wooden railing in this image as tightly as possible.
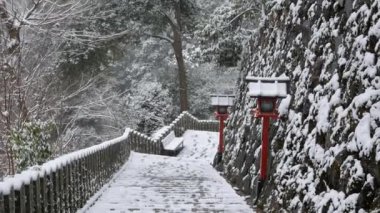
[154,111,219,141]
[0,112,218,212]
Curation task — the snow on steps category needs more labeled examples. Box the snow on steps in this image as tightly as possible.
[162,131,184,156]
[81,135,253,212]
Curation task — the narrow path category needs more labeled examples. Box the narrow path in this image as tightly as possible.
[82,130,254,212]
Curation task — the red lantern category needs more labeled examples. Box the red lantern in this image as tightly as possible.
[245,76,290,200]
[211,95,235,163]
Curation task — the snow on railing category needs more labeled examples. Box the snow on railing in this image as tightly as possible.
[0,112,217,212]
[153,111,219,142]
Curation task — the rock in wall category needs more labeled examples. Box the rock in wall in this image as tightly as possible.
[223,0,380,211]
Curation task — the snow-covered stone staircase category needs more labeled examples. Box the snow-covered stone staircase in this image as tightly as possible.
[81,130,254,212]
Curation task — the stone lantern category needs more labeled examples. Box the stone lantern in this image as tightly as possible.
[211,94,235,163]
[245,76,290,199]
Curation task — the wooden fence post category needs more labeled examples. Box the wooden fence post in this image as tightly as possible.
[62,165,69,212]
[33,174,41,213]
[124,138,129,159]
[95,151,101,190]
[130,131,135,150]
[4,186,15,213]
[25,180,34,212]
[74,159,80,210]
[47,172,55,213]
[100,150,105,185]
[140,134,144,152]
[143,136,148,153]
[106,146,112,177]
[184,117,189,132]
[88,153,95,197]
[40,173,48,213]
[70,162,75,211]
[135,132,139,151]
[150,140,153,154]
[85,154,91,202]
[0,191,4,213]
[15,183,26,213]
[54,168,61,213]
[137,133,142,152]
[79,158,85,208]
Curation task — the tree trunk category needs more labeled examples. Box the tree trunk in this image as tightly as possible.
[172,32,189,112]
[0,0,23,175]
[172,1,189,112]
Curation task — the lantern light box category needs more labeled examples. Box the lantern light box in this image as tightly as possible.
[246,76,290,98]
[211,95,235,114]
[246,76,290,117]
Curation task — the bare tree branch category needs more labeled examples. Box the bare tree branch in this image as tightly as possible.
[144,33,174,43]
[158,10,179,32]
[225,7,260,28]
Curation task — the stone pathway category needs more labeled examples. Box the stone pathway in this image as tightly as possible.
[81,131,254,213]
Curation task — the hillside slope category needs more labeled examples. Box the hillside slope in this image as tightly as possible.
[223,0,380,211]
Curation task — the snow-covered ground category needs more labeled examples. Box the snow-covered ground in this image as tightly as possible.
[177,130,219,163]
[81,130,253,212]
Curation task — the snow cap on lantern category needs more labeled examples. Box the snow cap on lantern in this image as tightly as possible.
[210,94,235,115]
[245,76,290,118]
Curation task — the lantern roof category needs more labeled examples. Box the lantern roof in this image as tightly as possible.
[211,94,235,106]
[245,76,290,98]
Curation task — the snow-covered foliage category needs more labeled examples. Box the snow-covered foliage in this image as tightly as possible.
[128,78,173,133]
[188,63,238,119]
[0,0,240,178]
[192,1,259,67]
[223,0,380,211]
[0,0,135,175]
[10,121,54,172]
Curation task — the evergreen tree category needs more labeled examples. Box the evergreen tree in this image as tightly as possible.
[122,0,200,111]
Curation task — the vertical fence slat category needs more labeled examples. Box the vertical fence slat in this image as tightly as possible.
[84,155,91,203]
[5,186,16,213]
[106,147,112,179]
[55,168,61,213]
[33,175,41,213]
[47,172,55,213]
[75,160,81,210]
[137,134,141,152]
[18,184,26,213]
[132,132,136,151]
[25,182,34,213]
[68,163,74,212]
[99,149,104,188]
[0,192,3,213]
[42,173,48,213]
[141,136,145,153]
[90,153,96,196]
[62,165,68,213]
[79,158,85,208]
[149,140,153,154]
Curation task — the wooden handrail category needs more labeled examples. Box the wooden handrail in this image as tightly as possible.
[0,112,218,212]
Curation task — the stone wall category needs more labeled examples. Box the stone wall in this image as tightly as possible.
[223,0,380,211]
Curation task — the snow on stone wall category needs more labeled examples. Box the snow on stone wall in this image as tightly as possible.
[223,0,380,212]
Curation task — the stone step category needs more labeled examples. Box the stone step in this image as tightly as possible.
[83,152,253,212]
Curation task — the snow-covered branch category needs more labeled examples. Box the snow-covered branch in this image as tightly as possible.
[144,33,174,43]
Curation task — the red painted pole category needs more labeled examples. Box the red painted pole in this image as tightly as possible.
[218,116,225,153]
[259,116,270,180]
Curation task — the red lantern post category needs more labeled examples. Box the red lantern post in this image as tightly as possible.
[211,95,235,164]
[215,109,229,161]
[246,76,290,201]
[252,97,279,194]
